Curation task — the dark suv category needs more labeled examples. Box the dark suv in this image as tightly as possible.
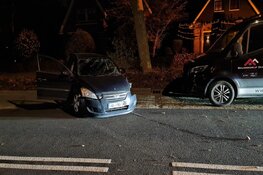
[163,16,263,106]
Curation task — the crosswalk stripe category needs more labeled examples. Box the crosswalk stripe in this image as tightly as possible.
[172,162,263,172]
[0,155,111,164]
[0,163,109,172]
[173,171,231,175]
[0,155,111,173]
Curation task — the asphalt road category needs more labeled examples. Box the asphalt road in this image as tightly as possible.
[0,107,263,175]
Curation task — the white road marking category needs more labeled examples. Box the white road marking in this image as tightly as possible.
[0,155,111,173]
[172,162,263,172]
[0,163,109,172]
[173,171,230,175]
[0,155,111,164]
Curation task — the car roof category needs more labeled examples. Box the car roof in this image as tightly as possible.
[238,14,263,26]
[222,15,263,36]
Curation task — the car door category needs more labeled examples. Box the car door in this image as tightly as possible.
[36,55,73,100]
[231,23,263,97]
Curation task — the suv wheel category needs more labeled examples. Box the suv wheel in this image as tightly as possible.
[208,80,235,106]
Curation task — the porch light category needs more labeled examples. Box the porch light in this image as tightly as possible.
[206,35,210,44]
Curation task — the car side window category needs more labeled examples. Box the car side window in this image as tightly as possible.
[248,24,263,53]
[37,55,71,75]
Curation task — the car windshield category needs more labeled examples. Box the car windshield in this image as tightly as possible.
[78,57,120,76]
[207,26,241,54]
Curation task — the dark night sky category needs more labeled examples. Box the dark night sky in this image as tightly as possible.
[2,0,261,57]
[0,0,69,56]
[185,0,207,22]
[0,0,206,37]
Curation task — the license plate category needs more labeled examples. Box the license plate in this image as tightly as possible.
[108,101,127,109]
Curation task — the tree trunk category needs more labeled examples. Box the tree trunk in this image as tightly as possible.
[131,0,152,73]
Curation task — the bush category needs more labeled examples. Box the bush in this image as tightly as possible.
[15,29,40,59]
[169,53,197,76]
[125,53,197,89]
[107,37,139,70]
[13,29,40,72]
[65,29,96,57]
[0,72,36,90]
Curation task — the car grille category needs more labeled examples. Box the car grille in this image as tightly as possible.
[103,92,127,101]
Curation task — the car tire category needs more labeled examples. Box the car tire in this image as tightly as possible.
[208,80,235,106]
[71,91,87,117]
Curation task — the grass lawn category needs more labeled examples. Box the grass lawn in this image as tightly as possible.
[0,72,36,90]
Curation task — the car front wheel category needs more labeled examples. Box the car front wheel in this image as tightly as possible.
[208,80,235,106]
[71,92,87,116]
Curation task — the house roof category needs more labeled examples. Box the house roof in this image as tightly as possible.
[59,0,106,34]
[191,0,262,25]
[248,0,261,14]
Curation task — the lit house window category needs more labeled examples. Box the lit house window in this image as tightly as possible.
[214,0,223,12]
[229,0,240,10]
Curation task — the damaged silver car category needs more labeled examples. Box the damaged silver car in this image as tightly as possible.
[36,53,137,117]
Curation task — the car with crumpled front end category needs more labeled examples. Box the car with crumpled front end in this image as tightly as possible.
[36,53,137,117]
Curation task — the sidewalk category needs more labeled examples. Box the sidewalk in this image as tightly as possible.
[0,90,38,110]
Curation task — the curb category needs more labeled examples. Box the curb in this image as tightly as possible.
[0,90,38,110]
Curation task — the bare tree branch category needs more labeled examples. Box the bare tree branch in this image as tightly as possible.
[106,0,188,57]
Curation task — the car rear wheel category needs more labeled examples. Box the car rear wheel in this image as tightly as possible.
[208,80,235,106]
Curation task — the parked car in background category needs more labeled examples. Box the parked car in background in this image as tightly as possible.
[36,53,137,117]
[163,16,263,106]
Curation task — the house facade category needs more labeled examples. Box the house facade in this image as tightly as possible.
[59,0,106,34]
[182,0,262,54]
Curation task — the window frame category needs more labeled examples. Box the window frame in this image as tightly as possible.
[214,0,224,12]
[76,8,97,23]
[229,0,240,11]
